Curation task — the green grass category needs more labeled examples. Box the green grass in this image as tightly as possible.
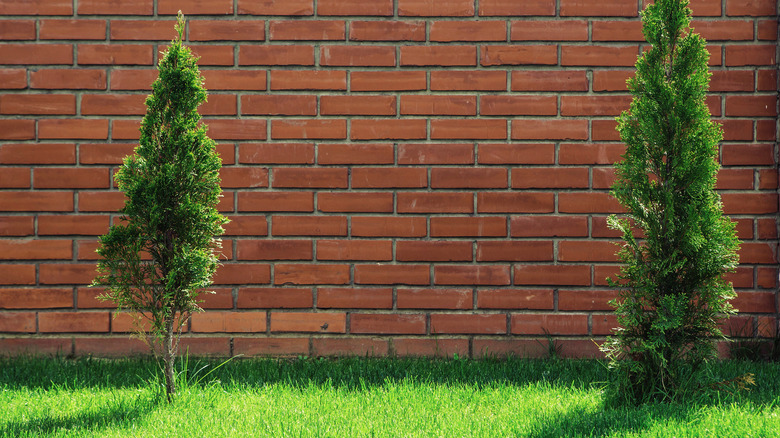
[1,355,779,437]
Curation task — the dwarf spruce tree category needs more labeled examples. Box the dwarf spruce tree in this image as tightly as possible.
[93,12,227,402]
[602,0,739,402]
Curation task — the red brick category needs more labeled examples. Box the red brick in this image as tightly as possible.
[272,119,346,140]
[318,287,393,309]
[110,69,157,90]
[591,20,643,41]
[0,288,72,309]
[0,191,74,212]
[242,95,316,116]
[511,20,588,41]
[511,70,588,91]
[399,143,475,165]
[352,314,426,334]
[401,95,475,116]
[0,264,36,285]
[78,44,153,65]
[350,21,425,41]
[393,338,468,358]
[722,193,778,214]
[431,70,507,91]
[213,263,271,285]
[39,312,109,332]
[477,289,553,310]
[690,20,754,41]
[4,95,70,116]
[321,95,396,116]
[239,143,314,165]
[190,20,265,41]
[191,311,266,333]
[81,94,146,116]
[731,292,775,313]
[271,312,346,333]
[354,264,430,285]
[38,264,96,285]
[205,119,267,140]
[158,0,233,14]
[592,70,633,92]
[0,20,37,40]
[0,338,72,355]
[110,20,176,40]
[237,240,312,261]
[200,94,237,116]
[0,167,29,188]
[559,289,617,312]
[0,312,36,333]
[317,240,392,261]
[321,45,395,66]
[273,168,347,188]
[512,168,589,189]
[431,119,507,140]
[312,338,389,356]
[0,44,72,64]
[351,217,427,237]
[318,0,392,15]
[726,0,776,16]
[402,45,477,66]
[79,0,152,15]
[431,314,506,334]
[511,313,588,335]
[592,167,618,189]
[318,144,394,165]
[477,192,555,214]
[481,45,557,66]
[0,216,34,236]
[688,0,722,16]
[739,243,777,264]
[592,314,619,335]
[397,241,472,262]
[351,71,426,91]
[477,241,553,262]
[512,119,588,140]
[398,288,473,310]
[351,119,426,140]
[757,19,777,40]
[2,0,73,15]
[238,192,313,212]
[318,192,394,213]
[435,265,510,286]
[561,45,638,66]
[561,95,632,116]
[38,215,109,236]
[430,20,506,42]
[561,0,637,16]
[757,69,777,91]
[757,119,776,141]
[234,337,309,356]
[430,217,506,237]
[399,0,474,16]
[238,0,313,15]
[558,241,619,262]
[515,265,591,286]
[725,45,776,66]
[473,339,547,358]
[237,287,312,308]
[0,69,26,89]
[559,192,623,213]
[31,69,106,90]
[479,0,555,15]
[431,167,506,188]
[559,143,624,165]
[240,45,314,66]
[726,95,777,117]
[272,216,347,236]
[398,192,473,213]
[478,143,552,165]
[481,95,557,116]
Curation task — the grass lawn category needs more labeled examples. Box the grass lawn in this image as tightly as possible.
[1,355,779,437]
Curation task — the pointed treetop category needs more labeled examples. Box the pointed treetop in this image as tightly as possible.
[175,10,185,41]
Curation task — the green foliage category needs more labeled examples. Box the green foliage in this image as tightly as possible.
[602,0,740,403]
[92,12,227,402]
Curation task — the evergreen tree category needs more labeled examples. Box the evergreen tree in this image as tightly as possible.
[602,0,740,403]
[93,12,227,402]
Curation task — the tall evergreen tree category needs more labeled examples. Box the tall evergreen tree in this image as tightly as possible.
[602,0,740,402]
[93,12,227,402]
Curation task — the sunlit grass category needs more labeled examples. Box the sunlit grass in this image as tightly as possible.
[2,356,779,437]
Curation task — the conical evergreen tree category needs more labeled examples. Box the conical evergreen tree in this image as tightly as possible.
[93,12,227,402]
[602,0,740,403]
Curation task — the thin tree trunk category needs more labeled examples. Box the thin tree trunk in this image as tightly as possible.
[164,315,176,403]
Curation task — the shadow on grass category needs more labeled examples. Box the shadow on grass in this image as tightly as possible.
[0,393,159,437]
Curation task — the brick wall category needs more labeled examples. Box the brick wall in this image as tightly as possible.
[0,0,777,359]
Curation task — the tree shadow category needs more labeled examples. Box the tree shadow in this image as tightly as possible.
[1,393,159,437]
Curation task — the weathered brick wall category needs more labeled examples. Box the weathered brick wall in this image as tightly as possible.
[0,0,777,358]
